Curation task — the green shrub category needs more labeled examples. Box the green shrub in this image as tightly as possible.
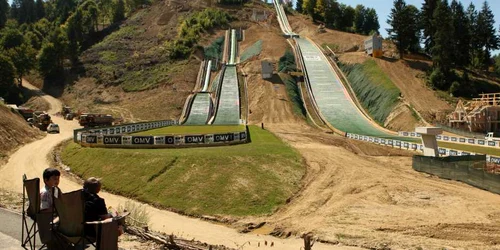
[429,68,447,90]
[168,9,231,59]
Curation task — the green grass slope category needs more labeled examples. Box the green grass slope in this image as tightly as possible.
[61,126,305,216]
[340,59,400,125]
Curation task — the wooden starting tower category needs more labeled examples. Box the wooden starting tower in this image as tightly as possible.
[448,93,500,133]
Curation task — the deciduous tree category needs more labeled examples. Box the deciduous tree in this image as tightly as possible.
[363,8,379,35]
[354,5,366,34]
[112,0,125,23]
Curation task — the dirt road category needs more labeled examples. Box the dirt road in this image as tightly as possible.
[0,80,359,250]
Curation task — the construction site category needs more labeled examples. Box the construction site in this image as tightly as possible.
[448,93,500,134]
[1,0,500,249]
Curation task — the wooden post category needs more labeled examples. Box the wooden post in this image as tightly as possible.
[304,234,312,250]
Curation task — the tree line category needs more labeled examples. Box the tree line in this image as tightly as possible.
[387,0,500,96]
[0,0,147,103]
[295,0,380,35]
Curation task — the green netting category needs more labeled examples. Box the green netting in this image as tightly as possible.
[240,40,263,63]
[413,155,500,195]
[339,60,400,125]
[204,36,225,61]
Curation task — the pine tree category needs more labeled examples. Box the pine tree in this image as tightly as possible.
[431,0,454,90]
[19,0,36,23]
[421,0,438,53]
[35,0,44,20]
[296,0,303,13]
[0,0,8,28]
[10,0,19,20]
[450,0,470,68]
[476,1,500,66]
[387,0,419,58]
[405,5,420,53]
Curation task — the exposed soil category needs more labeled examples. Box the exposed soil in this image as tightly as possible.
[376,57,453,123]
[0,86,44,164]
[287,14,366,53]
[242,125,500,250]
[384,102,426,131]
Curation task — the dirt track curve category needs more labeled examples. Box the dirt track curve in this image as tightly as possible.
[0,80,359,250]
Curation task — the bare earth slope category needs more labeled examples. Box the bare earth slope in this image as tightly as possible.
[376,58,452,122]
[240,23,305,126]
[0,85,43,163]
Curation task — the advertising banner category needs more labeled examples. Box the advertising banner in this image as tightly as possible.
[132,136,154,145]
[185,135,205,144]
[85,135,97,144]
[214,133,235,142]
[103,136,122,145]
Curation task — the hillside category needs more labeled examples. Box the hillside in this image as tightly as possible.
[0,104,43,163]
[286,10,499,131]
[60,0,219,121]
[48,0,499,130]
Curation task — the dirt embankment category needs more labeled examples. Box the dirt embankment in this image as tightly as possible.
[0,103,43,164]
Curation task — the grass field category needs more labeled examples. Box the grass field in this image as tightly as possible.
[61,126,305,216]
[132,125,246,135]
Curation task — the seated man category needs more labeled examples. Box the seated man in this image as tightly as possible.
[40,168,60,211]
[83,177,123,237]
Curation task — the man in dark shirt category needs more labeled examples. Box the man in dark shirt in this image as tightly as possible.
[83,177,111,237]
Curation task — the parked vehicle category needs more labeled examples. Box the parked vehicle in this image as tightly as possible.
[78,113,113,128]
[32,111,52,131]
[485,132,500,141]
[47,123,60,133]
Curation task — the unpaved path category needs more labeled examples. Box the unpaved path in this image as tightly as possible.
[0,80,359,250]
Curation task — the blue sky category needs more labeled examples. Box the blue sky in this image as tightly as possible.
[290,0,500,54]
